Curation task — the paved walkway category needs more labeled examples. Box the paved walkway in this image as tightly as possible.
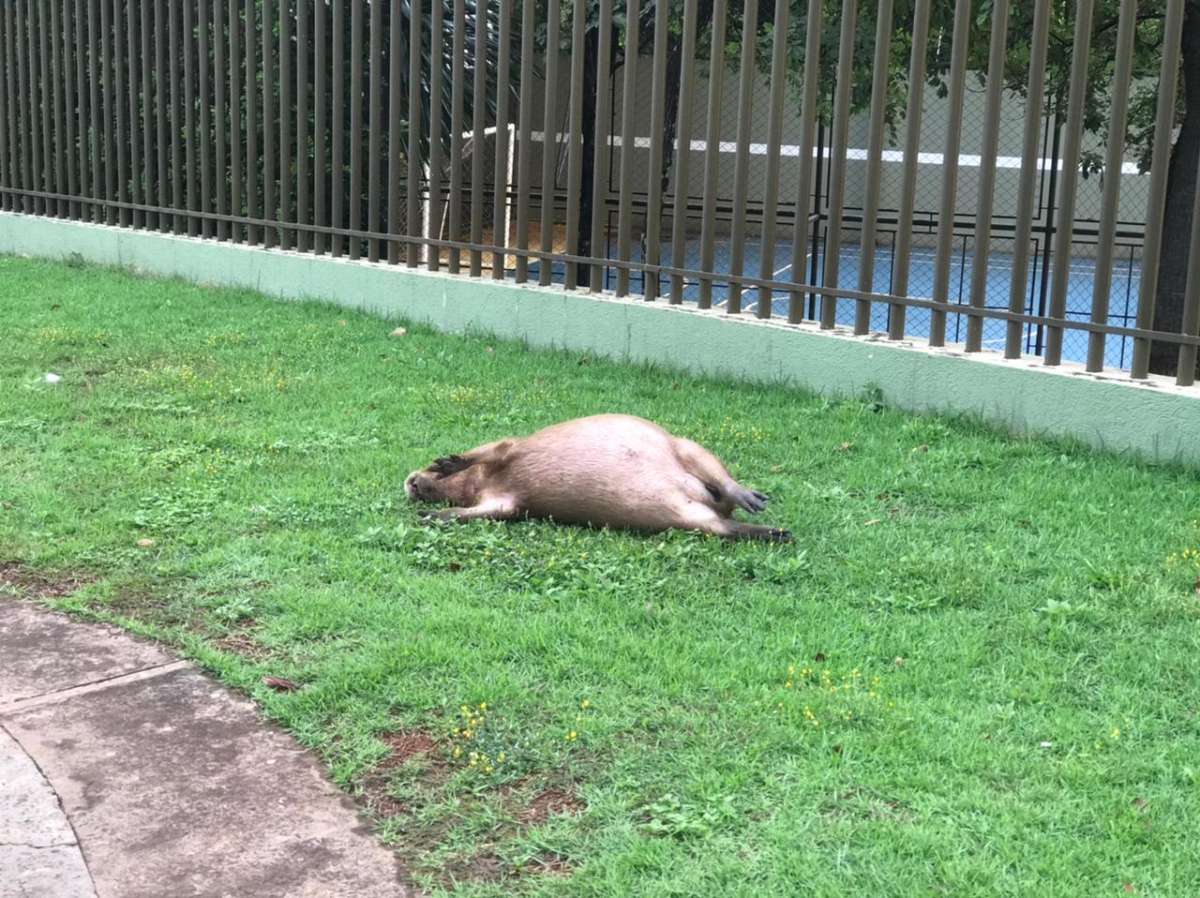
[0,600,410,898]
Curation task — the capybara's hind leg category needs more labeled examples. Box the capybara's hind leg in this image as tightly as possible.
[673,438,768,514]
[675,505,791,542]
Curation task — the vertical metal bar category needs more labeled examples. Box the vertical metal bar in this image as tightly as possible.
[26,0,36,213]
[31,0,45,215]
[563,0,587,288]
[28,0,40,214]
[14,0,26,214]
[4,0,19,212]
[19,0,31,211]
[513,0,536,282]
[368,0,383,262]
[38,0,52,216]
[28,0,39,214]
[1131,0,1185,378]
[279,0,292,249]
[0,8,6,211]
[15,0,27,211]
[184,0,196,235]
[931,0,971,347]
[18,0,31,214]
[408,0,424,267]
[667,0,699,303]
[347,0,361,258]
[964,0,1010,350]
[854,0,893,334]
[16,0,31,215]
[886,0,930,340]
[73,0,88,218]
[198,0,211,237]
[65,0,80,218]
[538,0,560,286]
[726,0,759,315]
[14,0,28,212]
[156,0,168,230]
[387,0,403,263]
[0,5,11,212]
[112,0,128,226]
[819,0,857,329]
[1,0,10,211]
[6,0,18,212]
[23,0,38,215]
[427,0,445,271]
[447,0,466,273]
[49,0,65,216]
[169,0,181,231]
[492,0,512,279]
[1003,0,1051,357]
[787,0,821,323]
[614,0,641,291]
[1044,0,1094,366]
[1085,0,1135,373]
[244,0,258,243]
[755,0,790,317]
[587,0,613,291]
[89,0,102,222]
[313,0,326,252]
[642,0,668,299]
[696,0,727,310]
[263,0,277,248]
[126,0,141,226]
[383,0,401,264]
[1176,163,1200,386]
[139,0,152,226]
[331,0,344,255]
[296,0,309,252]
[214,0,227,239]
[51,0,67,217]
[469,0,487,277]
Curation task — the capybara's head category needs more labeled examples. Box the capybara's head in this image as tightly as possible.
[404,455,475,505]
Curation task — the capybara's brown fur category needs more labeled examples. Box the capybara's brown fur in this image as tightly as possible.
[404,414,790,541]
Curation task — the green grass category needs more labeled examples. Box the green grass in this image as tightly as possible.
[3,255,1200,897]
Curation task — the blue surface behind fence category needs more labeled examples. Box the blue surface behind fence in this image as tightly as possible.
[530,240,1142,371]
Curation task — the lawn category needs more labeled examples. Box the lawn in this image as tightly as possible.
[2,255,1199,897]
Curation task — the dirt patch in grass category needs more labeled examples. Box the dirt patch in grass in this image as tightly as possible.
[366,741,586,889]
[522,853,574,877]
[362,729,451,820]
[443,852,505,885]
[821,788,913,824]
[211,621,271,660]
[0,560,92,599]
[379,731,440,768]
[520,788,587,826]
[443,849,575,887]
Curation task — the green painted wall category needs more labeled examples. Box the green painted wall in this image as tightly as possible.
[3,212,1196,465]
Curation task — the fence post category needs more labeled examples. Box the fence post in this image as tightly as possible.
[1044,0,1095,367]
[820,0,858,330]
[853,0,893,335]
[1003,0,1052,359]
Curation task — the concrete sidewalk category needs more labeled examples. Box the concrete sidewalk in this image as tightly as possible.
[0,599,410,898]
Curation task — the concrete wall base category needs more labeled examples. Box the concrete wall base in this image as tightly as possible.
[2,212,1196,466]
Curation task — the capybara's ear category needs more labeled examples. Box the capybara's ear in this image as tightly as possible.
[430,454,471,478]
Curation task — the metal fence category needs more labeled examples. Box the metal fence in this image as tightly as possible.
[1,0,1199,386]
